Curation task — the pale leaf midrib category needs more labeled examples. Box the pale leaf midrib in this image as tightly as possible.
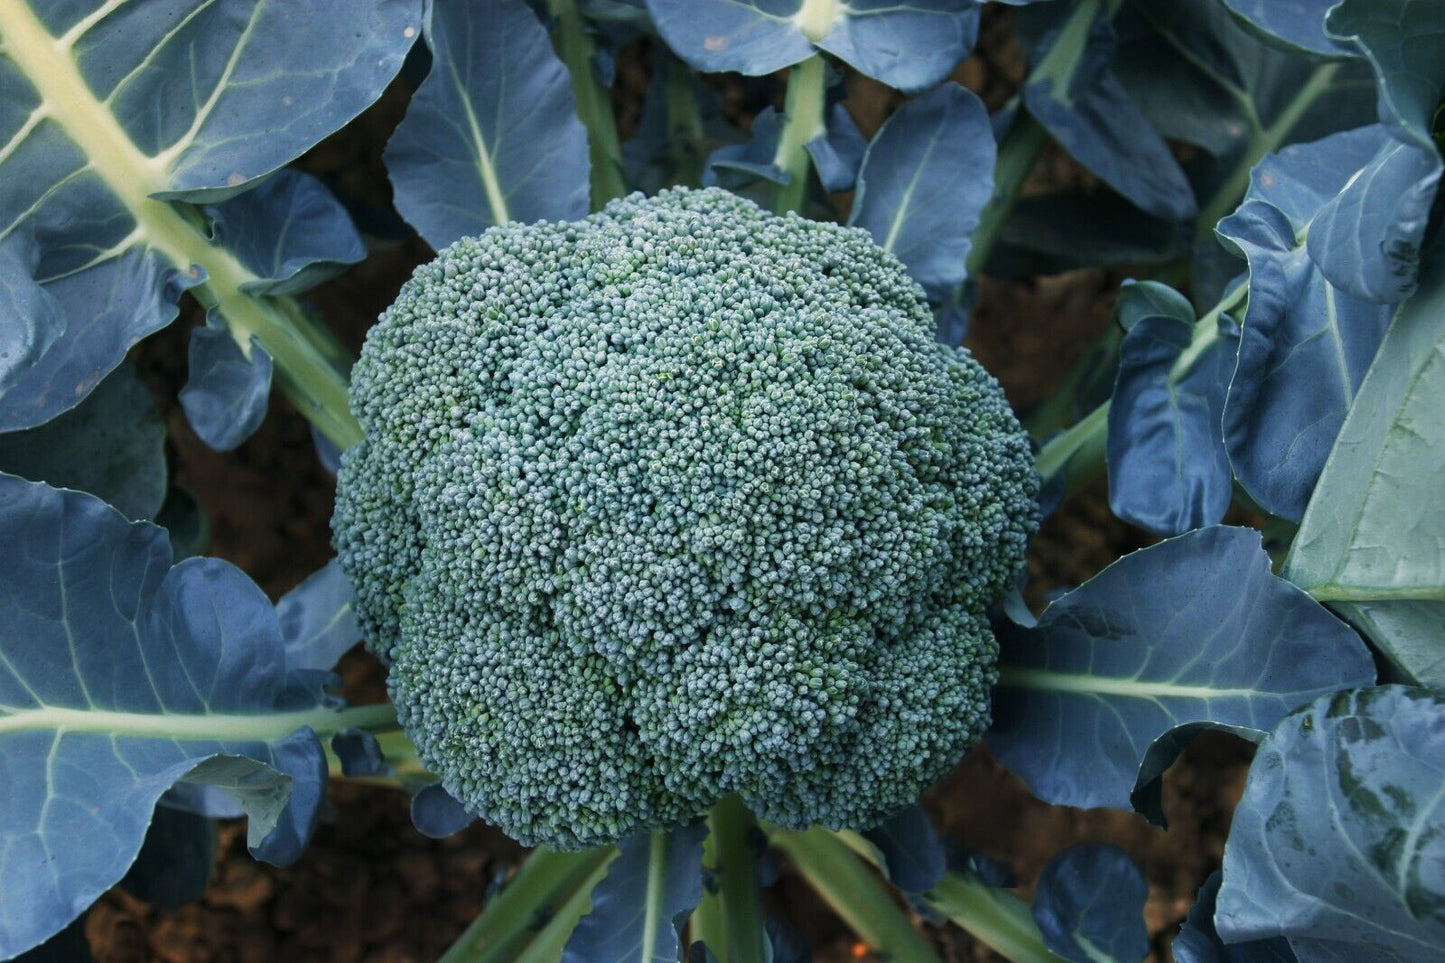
[0,1,267,338]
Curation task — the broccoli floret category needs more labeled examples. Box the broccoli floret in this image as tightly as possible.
[332,187,1039,849]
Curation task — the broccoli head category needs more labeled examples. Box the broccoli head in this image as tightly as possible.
[332,187,1039,849]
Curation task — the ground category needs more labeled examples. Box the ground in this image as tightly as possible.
[88,12,1254,961]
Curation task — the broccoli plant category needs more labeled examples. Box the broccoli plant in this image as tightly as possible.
[0,0,1441,961]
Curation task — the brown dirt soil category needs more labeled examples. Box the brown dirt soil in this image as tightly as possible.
[89,10,1254,961]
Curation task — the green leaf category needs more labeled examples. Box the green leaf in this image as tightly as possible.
[0,362,165,520]
[0,0,411,445]
[1285,239,1445,685]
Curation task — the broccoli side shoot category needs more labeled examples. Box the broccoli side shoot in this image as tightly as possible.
[332,187,1039,848]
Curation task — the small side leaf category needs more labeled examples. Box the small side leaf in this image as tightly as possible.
[860,806,947,894]
[988,526,1375,813]
[1033,844,1149,963]
[277,560,361,674]
[386,0,590,248]
[411,783,477,839]
[1106,281,1237,535]
[848,83,995,301]
[203,170,367,297]
[805,103,867,193]
[563,821,708,963]
[331,730,388,778]
[179,318,274,452]
[704,108,788,189]
[1217,686,1445,960]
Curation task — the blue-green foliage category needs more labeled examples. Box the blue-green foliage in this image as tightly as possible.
[1032,844,1148,963]
[1106,280,1237,536]
[1219,127,1402,521]
[989,527,1375,815]
[562,822,707,962]
[1175,871,1297,963]
[0,475,353,959]
[384,0,590,249]
[848,83,995,303]
[332,186,1039,848]
[646,0,983,94]
[0,0,418,436]
[1217,687,1445,961]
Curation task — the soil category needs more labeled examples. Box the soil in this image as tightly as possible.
[86,9,1254,962]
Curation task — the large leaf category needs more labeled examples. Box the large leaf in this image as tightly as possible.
[645,0,980,94]
[1106,280,1237,536]
[0,474,365,958]
[1327,0,1445,149]
[1174,871,1297,963]
[1220,0,1352,57]
[1216,686,1445,961]
[988,526,1375,814]
[0,1,417,433]
[1032,844,1149,963]
[1219,127,1400,521]
[385,0,589,249]
[848,83,995,302]
[563,822,708,963]
[1284,237,1445,686]
[0,362,165,520]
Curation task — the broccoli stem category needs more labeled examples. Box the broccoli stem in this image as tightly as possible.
[692,795,770,962]
[438,846,617,963]
[664,50,708,189]
[772,55,829,215]
[966,0,1117,280]
[966,111,1049,278]
[1193,61,1343,255]
[829,831,1065,962]
[545,0,627,208]
[1034,280,1248,496]
[768,826,942,961]
[923,871,1067,963]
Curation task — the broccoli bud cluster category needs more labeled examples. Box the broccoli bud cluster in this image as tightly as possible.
[333,187,1038,848]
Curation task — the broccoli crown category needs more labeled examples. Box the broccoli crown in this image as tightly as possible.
[332,187,1039,848]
